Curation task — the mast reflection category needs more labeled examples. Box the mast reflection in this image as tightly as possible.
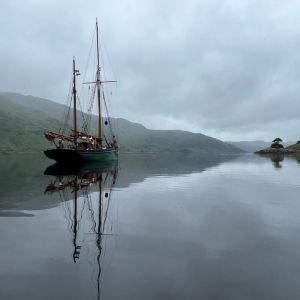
[44,162,118,299]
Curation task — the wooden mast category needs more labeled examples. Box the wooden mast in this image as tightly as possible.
[96,19,103,147]
[73,58,78,149]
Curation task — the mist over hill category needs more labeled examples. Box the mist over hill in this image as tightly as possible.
[0,92,243,155]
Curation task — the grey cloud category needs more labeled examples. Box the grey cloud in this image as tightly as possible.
[1,0,300,140]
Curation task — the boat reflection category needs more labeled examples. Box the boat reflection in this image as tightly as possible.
[44,162,118,299]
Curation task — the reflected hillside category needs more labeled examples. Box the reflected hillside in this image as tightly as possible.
[0,154,50,215]
[0,153,240,215]
[117,153,239,187]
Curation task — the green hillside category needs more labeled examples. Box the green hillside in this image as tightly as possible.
[286,142,300,151]
[0,92,243,155]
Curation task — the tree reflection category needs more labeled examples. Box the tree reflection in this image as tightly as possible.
[270,155,284,169]
[256,153,284,168]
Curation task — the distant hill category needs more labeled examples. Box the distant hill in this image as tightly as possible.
[228,140,296,152]
[227,141,271,152]
[0,92,243,154]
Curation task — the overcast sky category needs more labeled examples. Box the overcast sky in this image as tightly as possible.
[1,0,300,141]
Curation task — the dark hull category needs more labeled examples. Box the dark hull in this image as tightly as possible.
[44,148,118,163]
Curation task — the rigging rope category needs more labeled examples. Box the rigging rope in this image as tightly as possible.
[102,88,115,140]
[77,95,88,132]
[99,33,119,143]
[61,76,73,134]
[82,74,97,134]
[80,29,96,112]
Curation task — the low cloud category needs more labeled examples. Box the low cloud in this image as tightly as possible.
[1,0,300,141]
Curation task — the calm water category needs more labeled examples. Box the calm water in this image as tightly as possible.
[1,153,300,300]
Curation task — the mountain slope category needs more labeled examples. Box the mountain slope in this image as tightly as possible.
[0,92,243,154]
[227,141,272,152]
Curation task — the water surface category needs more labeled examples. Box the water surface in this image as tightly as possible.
[1,153,300,300]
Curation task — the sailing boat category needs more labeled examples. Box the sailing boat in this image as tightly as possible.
[44,20,118,163]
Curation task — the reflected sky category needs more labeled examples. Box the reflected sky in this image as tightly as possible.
[1,154,300,299]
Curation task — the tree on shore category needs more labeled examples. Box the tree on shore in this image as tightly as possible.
[271,138,284,149]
